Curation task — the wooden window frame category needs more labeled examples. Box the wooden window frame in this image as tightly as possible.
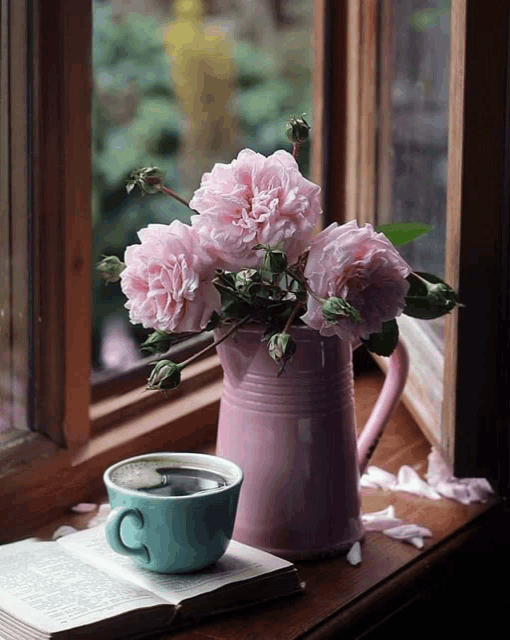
[0,0,224,542]
[341,0,446,455]
[327,0,510,490]
[1,0,509,543]
[0,0,32,435]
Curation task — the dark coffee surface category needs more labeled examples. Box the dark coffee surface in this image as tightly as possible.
[141,468,228,496]
[110,460,229,496]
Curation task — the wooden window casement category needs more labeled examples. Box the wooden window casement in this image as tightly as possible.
[322,0,510,490]
[0,0,224,541]
[1,0,508,544]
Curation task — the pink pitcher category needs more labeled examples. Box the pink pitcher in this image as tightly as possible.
[214,324,409,561]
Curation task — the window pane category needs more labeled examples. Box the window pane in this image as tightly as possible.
[91,0,313,380]
[0,0,32,436]
[375,0,450,444]
[377,0,450,348]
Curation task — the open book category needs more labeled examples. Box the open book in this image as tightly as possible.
[0,525,303,640]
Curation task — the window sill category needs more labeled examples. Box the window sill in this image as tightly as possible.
[0,355,223,542]
[24,370,506,639]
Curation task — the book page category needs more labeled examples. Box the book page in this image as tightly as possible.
[0,540,170,635]
[58,526,295,604]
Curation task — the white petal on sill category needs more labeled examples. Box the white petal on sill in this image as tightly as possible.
[346,542,362,566]
[383,524,432,544]
[87,517,102,528]
[362,505,402,531]
[52,525,78,540]
[87,503,112,528]
[71,503,97,513]
[409,537,424,549]
[362,505,396,520]
[426,446,455,485]
[426,446,494,504]
[98,503,112,514]
[359,476,381,489]
[361,466,398,490]
[395,465,442,500]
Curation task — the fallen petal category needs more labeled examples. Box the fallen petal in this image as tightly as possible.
[346,541,362,566]
[71,503,97,514]
[409,536,424,549]
[98,503,112,514]
[362,466,398,490]
[396,465,442,500]
[52,525,78,540]
[426,446,454,485]
[383,524,432,541]
[362,505,402,531]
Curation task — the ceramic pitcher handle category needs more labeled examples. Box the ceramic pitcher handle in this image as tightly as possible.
[105,506,150,563]
[356,339,410,476]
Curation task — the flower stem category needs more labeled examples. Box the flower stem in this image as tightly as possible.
[292,142,300,160]
[179,316,251,369]
[158,185,192,210]
[283,302,303,334]
[285,266,323,304]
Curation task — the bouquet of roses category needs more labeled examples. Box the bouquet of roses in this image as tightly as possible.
[98,118,459,391]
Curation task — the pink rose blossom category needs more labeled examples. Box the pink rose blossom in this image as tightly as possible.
[301,221,411,341]
[120,221,220,333]
[189,149,321,270]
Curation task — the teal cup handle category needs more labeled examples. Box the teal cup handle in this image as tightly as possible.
[105,506,150,564]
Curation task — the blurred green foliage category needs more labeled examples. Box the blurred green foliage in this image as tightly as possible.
[408,1,450,33]
[92,0,312,369]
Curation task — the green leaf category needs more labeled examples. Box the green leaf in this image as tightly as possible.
[361,320,399,357]
[375,222,434,246]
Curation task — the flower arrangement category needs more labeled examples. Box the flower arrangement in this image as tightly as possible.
[98,117,459,390]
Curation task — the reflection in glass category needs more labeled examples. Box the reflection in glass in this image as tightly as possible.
[379,0,450,347]
[1,0,31,436]
[92,0,313,379]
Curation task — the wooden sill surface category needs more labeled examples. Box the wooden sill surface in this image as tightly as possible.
[32,371,506,639]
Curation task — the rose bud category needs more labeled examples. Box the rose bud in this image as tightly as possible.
[147,360,183,391]
[285,116,310,144]
[262,247,288,275]
[321,297,360,324]
[267,332,296,365]
[96,255,126,284]
[126,166,166,195]
[140,330,173,355]
[235,269,259,291]
[427,282,458,314]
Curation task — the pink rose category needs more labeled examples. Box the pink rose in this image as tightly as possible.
[301,221,411,340]
[190,149,321,270]
[120,221,220,333]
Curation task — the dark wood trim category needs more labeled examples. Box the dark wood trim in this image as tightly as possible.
[0,0,13,431]
[356,0,377,227]
[318,0,349,225]
[0,0,32,433]
[310,0,325,200]
[443,0,510,485]
[33,0,92,448]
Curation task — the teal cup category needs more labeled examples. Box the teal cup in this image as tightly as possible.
[103,452,243,574]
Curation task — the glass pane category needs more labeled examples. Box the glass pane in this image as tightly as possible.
[0,0,31,437]
[378,0,450,348]
[91,0,314,381]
